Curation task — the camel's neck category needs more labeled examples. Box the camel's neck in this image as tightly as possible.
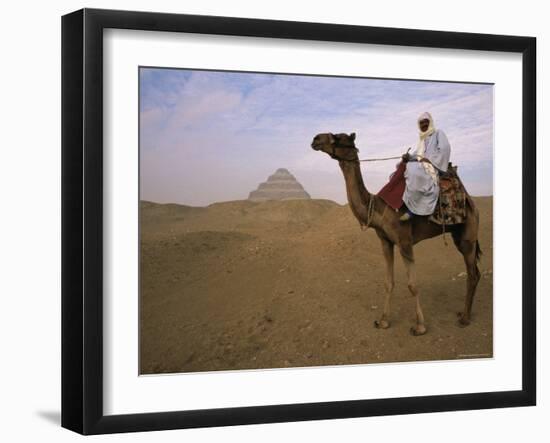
[338,160,375,226]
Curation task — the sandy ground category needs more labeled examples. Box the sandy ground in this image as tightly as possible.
[140,197,493,374]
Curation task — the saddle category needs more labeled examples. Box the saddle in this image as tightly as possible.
[377,161,468,225]
[428,162,468,226]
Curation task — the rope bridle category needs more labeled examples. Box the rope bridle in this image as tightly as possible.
[327,141,358,162]
[361,194,377,231]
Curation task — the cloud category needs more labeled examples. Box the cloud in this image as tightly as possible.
[140,68,494,205]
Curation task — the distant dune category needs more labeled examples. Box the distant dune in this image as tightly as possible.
[140,197,493,374]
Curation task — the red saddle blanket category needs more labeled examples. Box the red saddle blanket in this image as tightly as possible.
[377,161,468,225]
[377,161,407,211]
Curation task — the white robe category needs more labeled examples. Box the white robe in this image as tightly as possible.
[402,129,451,215]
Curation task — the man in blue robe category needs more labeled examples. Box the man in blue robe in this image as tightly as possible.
[400,112,451,221]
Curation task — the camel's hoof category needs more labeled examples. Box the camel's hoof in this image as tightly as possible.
[374,319,390,329]
[410,325,427,336]
[456,312,471,327]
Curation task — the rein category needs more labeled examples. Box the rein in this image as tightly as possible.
[359,155,403,162]
[329,143,404,163]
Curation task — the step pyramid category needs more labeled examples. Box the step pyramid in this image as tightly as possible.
[248,168,311,201]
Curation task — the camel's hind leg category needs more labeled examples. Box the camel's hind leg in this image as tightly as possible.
[400,243,427,336]
[374,237,394,330]
[452,230,481,327]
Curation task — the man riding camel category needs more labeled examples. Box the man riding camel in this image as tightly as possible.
[400,112,451,222]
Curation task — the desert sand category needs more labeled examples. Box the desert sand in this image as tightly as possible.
[140,197,493,374]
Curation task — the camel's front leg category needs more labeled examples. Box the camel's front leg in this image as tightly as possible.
[374,237,394,330]
[400,244,427,336]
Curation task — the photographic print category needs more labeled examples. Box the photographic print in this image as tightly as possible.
[139,67,494,375]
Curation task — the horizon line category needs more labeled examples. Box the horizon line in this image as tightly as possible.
[140,195,494,208]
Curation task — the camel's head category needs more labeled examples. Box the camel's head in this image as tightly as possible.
[311,132,358,162]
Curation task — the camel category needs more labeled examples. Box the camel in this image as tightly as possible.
[311,132,481,336]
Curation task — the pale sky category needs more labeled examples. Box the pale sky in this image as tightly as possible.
[140,67,493,205]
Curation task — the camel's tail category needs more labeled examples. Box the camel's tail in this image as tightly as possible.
[464,191,482,264]
[475,240,482,264]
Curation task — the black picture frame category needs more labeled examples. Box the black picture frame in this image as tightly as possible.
[61,8,536,435]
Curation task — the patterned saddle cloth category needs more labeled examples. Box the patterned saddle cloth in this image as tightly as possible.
[428,163,467,225]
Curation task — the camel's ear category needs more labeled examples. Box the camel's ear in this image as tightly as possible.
[328,133,335,144]
[350,132,356,141]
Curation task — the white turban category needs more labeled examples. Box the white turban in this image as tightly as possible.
[418,112,435,139]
